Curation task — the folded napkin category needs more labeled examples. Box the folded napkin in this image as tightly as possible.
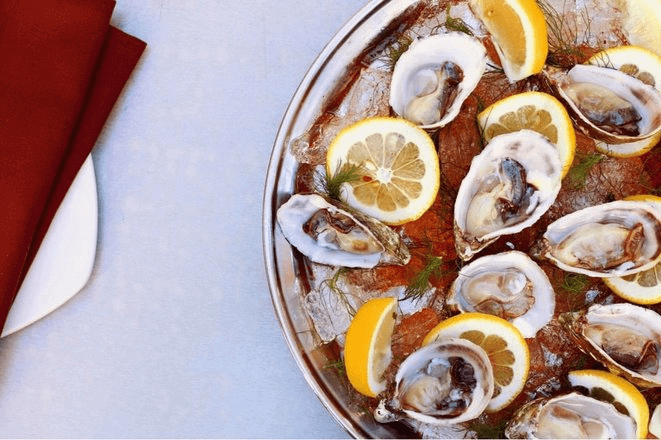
[0,0,146,332]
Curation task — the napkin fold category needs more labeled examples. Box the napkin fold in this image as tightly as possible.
[0,0,146,332]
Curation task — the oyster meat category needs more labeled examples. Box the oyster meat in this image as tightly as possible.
[536,200,661,277]
[454,129,563,261]
[374,338,494,426]
[546,64,661,144]
[446,251,555,338]
[389,32,487,129]
[505,391,637,439]
[561,303,661,388]
[276,193,410,268]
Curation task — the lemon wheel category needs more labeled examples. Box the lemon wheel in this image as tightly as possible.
[568,369,649,439]
[588,45,661,158]
[422,312,529,412]
[477,91,576,177]
[468,0,548,82]
[326,117,440,225]
[343,297,397,398]
[603,195,661,304]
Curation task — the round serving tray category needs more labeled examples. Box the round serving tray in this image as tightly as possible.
[263,0,631,437]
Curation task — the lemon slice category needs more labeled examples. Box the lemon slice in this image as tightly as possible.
[343,297,397,398]
[603,195,661,304]
[326,117,440,225]
[477,91,576,177]
[587,45,661,158]
[422,312,529,412]
[468,0,548,82]
[621,0,661,58]
[568,369,649,439]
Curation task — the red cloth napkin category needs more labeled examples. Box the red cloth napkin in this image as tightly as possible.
[0,0,146,331]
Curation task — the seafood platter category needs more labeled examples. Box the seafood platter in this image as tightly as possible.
[263,0,661,437]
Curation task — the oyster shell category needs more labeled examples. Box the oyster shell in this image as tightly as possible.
[454,129,563,261]
[546,64,661,144]
[374,338,494,426]
[560,303,661,388]
[389,32,487,129]
[535,200,661,277]
[276,193,410,268]
[446,251,555,338]
[505,391,637,439]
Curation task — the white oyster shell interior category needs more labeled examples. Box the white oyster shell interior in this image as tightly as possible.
[277,193,395,268]
[506,392,637,439]
[389,32,487,129]
[375,337,494,426]
[540,200,661,277]
[447,251,555,338]
[572,303,661,387]
[555,64,661,144]
[454,129,562,260]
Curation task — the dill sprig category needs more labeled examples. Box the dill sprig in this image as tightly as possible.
[556,272,590,311]
[322,267,357,317]
[442,5,474,36]
[403,256,443,302]
[384,35,414,70]
[537,0,594,68]
[565,152,606,190]
[560,272,589,294]
[316,161,363,200]
[469,418,508,439]
[323,359,346,376]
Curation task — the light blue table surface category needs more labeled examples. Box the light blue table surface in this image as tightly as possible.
[0,0,365,437]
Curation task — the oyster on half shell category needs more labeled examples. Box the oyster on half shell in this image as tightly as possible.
[505,392,637,439]
[374,338,494,426]
[389,32,487,129]
[276,193,410,268]
[446,251,555,338]
[560,303,661,388]
[535,200,661,277]
[546,64,661,144]
[454,130,563,261]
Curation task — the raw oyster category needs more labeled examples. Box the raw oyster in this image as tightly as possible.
[276,193,410,268]
[505,391,637,439]
[374,338,493,426]
[389,32,487,129]
[454,130,563,261]
[560,303,661,388]
[446,251,555,338]
[535,200,661,277]
[546,64,661,144]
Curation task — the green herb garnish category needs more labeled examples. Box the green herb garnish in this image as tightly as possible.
[537,0,595,68]
[403,256,443,302]
[443,5,474,36]
[469,418,508,439]
[384,35,413,70]
[316,161,363,200]
[565,152,606,190]
[322,267,357,317]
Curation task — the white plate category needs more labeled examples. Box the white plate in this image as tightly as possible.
[1,155,98,337]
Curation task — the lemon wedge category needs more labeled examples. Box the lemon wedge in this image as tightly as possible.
[468,0,548,82]
[603,195,661,304]
[422,312,529,412]
[343,297,397,398]
[622,0,661,58]
[587,45,661,157]
[568,369,649,439]
[477,91,576,177]
[326,117,440,225]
